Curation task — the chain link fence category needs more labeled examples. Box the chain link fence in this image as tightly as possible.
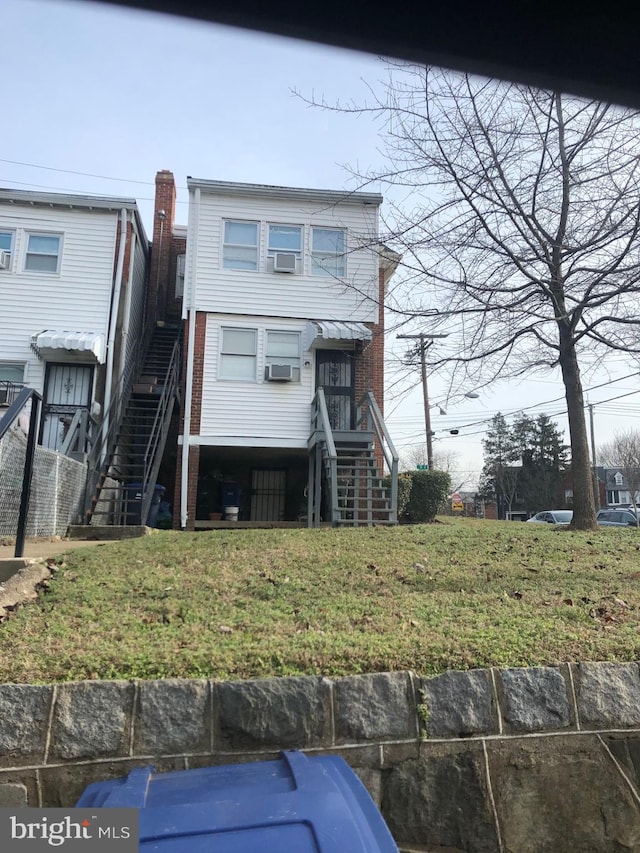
[0,424,87,538]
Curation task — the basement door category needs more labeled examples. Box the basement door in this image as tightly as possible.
[41,363,93,451]
[315,350,355,430]
[251,469,286,521]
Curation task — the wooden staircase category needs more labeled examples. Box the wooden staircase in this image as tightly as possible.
[84,324,181,526]
[308,391,399,527]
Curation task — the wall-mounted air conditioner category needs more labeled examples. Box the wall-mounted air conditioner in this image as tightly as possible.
[273,252,297,273]
[0,251,10,270]
[266,363,293,381]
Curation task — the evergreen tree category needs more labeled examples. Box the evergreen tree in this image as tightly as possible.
[513,414,570,511]
[479,414,521,518]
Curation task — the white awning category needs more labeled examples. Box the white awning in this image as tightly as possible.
[31,330,106,363]
[305,320,372,350]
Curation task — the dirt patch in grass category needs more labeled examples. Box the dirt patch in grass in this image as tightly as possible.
[1,519,639,683]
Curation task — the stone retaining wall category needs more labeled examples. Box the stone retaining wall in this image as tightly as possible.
[2,663,640,851]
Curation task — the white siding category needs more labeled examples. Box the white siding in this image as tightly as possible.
[199,314,314,447]
[0,205,119,395]
[188,191,380,322]
[123,218,149,374]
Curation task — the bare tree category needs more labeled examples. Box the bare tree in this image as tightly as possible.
[302,66,640,528]
[598,429,640,520]
[402,443,460,473]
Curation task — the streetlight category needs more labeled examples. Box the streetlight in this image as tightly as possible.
[397,332,449,470]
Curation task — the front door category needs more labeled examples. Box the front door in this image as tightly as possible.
[251,469,286,521]
[41,363,93,451]
[316,350,355,430]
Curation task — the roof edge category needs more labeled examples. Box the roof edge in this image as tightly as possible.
[186,178,382,206]
[0,188,140,211]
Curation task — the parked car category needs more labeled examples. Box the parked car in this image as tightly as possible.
[526,510,573,525]
[596,508,640,527]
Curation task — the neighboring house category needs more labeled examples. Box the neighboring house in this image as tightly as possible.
[0,188,149,461]
[153,172,399,528]
[601,467,640,507]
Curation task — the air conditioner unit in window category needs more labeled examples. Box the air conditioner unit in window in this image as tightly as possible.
[273,252,297,273]
[0,251,10,270]
[266,363,293,381]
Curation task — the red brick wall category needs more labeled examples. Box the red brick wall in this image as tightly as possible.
[148,170,177,325]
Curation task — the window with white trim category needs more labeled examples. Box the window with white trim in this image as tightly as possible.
[219,328,257,380]
[607,489,630,505]
[25,233,62,273]
[310,227,346,277]
[265,330,301,381]
[268,224,302,270]
[176,254,185,298]
[223,221,258,270]
[0,231,14,270]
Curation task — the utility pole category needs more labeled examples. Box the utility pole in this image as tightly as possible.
[397,332,449,470]
[588,403,600,510]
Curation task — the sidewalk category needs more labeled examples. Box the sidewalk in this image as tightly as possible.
[0,538,117,561]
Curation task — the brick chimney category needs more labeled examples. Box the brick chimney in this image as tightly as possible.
[148,170,177,324]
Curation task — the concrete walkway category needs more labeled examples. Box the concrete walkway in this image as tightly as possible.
[0,538,118,562]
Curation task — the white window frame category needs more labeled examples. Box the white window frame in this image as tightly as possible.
[24,232,62,274]
[267,223,303,272]
[0,362,26,382]
[175,253,185,299]
[265,330,302,382]
[222,220,259,271]
[310,227,346,278]
[219,327,258,381]
[0,230,15,271]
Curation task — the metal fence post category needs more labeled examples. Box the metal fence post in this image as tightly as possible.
[15,395,42,558]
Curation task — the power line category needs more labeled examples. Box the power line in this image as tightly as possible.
[0,157,155,185]
[0,177,189,205]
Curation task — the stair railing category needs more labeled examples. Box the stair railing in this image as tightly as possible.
[355,391,399,524]
[138,336,181,524]
[309,388,339,526]
[81,348,142,522]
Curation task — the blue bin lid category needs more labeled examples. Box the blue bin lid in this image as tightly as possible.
[76,750,398,853]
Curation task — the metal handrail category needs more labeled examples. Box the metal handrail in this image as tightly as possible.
[0,387,43,557]
[138,337,180,524]
[356,390,399,523]
[309,388,339,525]
[82,345,144,520]
[0,381,25,408]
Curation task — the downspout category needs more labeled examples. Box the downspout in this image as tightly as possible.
[180,187,199,529]
[101,207,128,463]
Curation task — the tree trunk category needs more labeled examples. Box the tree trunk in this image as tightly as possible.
[557,326,597,529]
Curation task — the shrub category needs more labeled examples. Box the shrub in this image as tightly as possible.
[384,473,413,521]
[405,469,451,523]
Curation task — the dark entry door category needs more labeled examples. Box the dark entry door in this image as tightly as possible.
[316,350,354,430]
[251,469,286,521]
[41,363,93,451]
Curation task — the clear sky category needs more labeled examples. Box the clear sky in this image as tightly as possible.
[4,0,639,490]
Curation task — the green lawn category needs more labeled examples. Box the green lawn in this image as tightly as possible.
[1,519,640,683]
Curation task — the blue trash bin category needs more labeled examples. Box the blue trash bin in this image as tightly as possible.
[76,750,399,852]
[123,484,166,526]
